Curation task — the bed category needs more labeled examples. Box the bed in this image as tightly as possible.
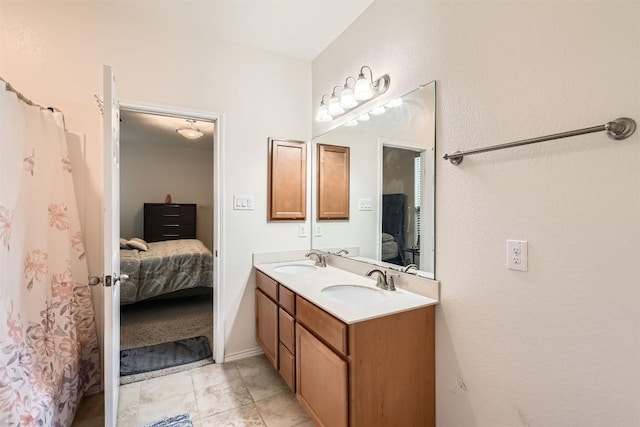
[119,239,213,304]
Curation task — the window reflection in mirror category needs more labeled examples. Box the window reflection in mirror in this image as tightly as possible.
[311,82,436,279]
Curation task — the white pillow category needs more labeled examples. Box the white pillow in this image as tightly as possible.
[127,237,148,251]
[120,238,129,249]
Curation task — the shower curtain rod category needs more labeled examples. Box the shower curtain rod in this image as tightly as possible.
[443,117,636,165]
[0,76,60,112]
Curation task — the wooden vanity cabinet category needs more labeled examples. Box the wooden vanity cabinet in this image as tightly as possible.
[255,289,278,368]
[255,270,435,427]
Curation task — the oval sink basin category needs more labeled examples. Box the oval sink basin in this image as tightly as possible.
[321,285,386,305]
[273,264,317,274]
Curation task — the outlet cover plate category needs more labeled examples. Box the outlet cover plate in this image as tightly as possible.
[507,239,528,272]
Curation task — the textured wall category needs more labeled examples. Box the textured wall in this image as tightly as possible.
[0,1,312,359]
[313,1,639,426]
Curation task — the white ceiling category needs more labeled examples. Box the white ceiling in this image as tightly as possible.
[196,0,374,61]
[120,110,215,149]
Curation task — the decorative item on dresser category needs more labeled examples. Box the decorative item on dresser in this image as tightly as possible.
[144,203,197,242]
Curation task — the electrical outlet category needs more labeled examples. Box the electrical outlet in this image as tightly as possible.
[299,224,308,237]
[314,224,322,237]
[507,240,528,272]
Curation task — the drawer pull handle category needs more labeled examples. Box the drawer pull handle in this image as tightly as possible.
[163,214,180,217]
[163,224,180,227]
[163,234,180,237]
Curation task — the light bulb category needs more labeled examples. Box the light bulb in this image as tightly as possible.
[370,105,385,115]
[385,98,403,108]
[354,74,374,101]
[316,103,331,122]
[340,87,358,109]
[357,113,370,121]
[328,95,344,116]
[344,120,358,127]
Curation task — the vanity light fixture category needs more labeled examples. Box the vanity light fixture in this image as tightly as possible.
[315,95,331,122]
[340,77,358,109]
[315,65,390,122]
[328,86,345,116]
[176,119,204,140]
[344,120,358,127]
[357,113,370,121]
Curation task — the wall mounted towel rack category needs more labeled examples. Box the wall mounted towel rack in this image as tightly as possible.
[443,117,636,165]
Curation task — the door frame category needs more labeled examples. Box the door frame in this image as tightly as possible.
[119,99,225,363]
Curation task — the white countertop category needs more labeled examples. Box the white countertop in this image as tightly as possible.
[254,260,438,324]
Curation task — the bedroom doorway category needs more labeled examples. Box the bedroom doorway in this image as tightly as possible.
[116,101,223,381]
[381,144,425,269]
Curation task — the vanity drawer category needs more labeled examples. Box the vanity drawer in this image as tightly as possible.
[256,271,278,301]
[278,343,295,392]
[296,296,347,356]
[279,309,295,354]
[278,285,295,315]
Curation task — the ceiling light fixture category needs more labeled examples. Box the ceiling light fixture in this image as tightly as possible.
[176,119,204,140]
[315,65,390,122]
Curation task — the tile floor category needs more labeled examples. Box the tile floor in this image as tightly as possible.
[73,354,313,427]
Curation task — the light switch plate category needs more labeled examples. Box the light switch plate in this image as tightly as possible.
[233,195,255,210]
[358,198,373,211]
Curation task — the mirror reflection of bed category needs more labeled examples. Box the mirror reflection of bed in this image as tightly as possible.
[118,109,216,381]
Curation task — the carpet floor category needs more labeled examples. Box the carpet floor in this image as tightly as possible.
[119,293,214,383]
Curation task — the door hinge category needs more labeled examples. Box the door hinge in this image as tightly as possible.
[105,275,112,287]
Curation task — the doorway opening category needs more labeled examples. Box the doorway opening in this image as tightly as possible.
[116,102,222,382]
[381,144,425,269]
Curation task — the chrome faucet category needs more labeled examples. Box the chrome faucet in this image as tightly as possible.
[403,264,418,274]
[366,269,398,291]
[305,251,327,267]
[336,249,349,256]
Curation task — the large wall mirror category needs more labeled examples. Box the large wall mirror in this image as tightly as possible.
[311,81,436,278]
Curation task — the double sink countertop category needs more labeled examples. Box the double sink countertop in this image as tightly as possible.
[254,259,438,324]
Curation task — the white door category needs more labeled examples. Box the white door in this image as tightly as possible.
[103,64,121,427]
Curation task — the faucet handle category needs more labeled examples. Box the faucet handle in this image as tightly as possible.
[385,272,399,291]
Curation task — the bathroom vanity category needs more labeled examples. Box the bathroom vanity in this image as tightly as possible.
[254,259,437,427]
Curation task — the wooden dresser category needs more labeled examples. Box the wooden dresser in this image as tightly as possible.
[143,203,196,242]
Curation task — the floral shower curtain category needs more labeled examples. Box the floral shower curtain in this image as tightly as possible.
[0,82,100,427]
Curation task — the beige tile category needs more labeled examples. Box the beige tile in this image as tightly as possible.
[198,403,265,427]
[116,405,139,427]
[196,378,253,418]
[292,421,316,427]
[191,362,241,391]
[243,368,291,402]
[118,382,141,411]
[137,392,198,425]
[234,355,274,379]
[255,392,310,427]
[139,370,194,403]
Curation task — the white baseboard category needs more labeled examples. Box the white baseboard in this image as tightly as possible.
[223,347,264,363]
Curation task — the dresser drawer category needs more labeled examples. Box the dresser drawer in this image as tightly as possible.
[278,342,295,392]
[144,203,197,242]
[296,296,347,356]
[279,308,295,354]
[278,285,295,315]
[256,271,278,302]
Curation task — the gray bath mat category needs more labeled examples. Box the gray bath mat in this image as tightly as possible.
[120,336,211,376]
[143,413,193,427]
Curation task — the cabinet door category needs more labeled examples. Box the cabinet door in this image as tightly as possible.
[268,138,307,220]
[255,289,278,368]
[296,324,348,427]
[317,144,349,220]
